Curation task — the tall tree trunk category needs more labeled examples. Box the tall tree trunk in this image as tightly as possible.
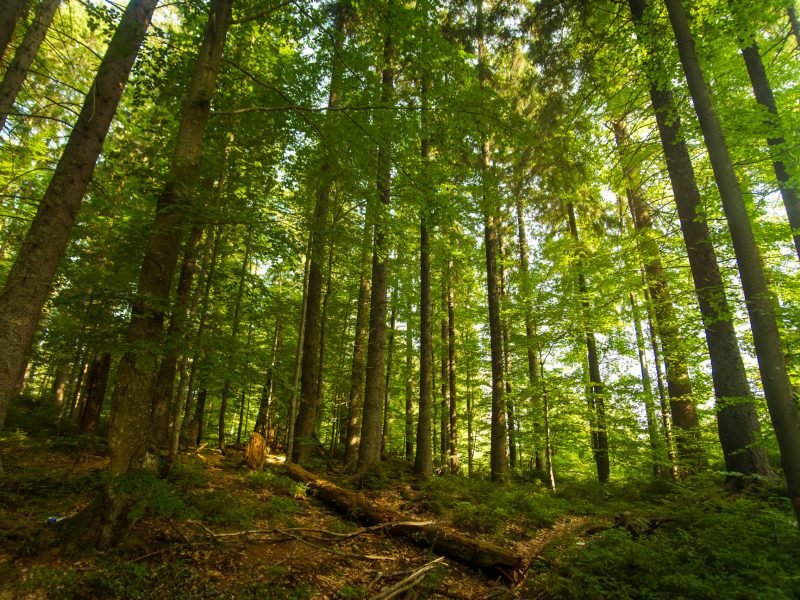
[293,1,347,464]
[0,0,28,60]
[539,351,556,491]
[93,0,231,550]
[665,0,800,521]
[404,307,414,462]
[727,0,800,261]
[631,0,770,482]
[447,255,458,474]
[287,249,311,461]
[567,202,610,484]
[255,323,282,436]
[612,119,704,470]
[515,199,543,471]
[0,0,60,131]
[356,13,394,475]
[477,0,507,483]
[0,0,159,433]
[464,332,475,477]
[415,213,434,477]
[192,388,207,446]
[343,218,371,468]
[440,274,449,463]
[788,5,800,50]
[78,352,111,435]
[381,291,397,457]
[499,233,516,469]
[218,228,251,451]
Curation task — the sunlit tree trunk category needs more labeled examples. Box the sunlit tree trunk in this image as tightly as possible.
[447,254,458,474]
[255,323,282,436]
[665,0,800,521]
[381,292,397,457]
[404,309,414,462]
[499,233,517,469]
[415,211,434,477]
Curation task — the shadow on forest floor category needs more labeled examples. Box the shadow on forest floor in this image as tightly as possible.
[1,425,799,599]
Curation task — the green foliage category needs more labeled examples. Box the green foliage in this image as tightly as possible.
[114,471,188,521]
[526,482,800,599]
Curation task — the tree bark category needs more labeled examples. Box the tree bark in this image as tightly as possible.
[404,307,414,462]
[567,202,610,484]
[499,233,516,469]
[78,352,111,435]
[0,0,159,432]
[381,290,397,457]
[356,14,394,475]
[293,1,347,464]
[415,213,434,477]
[477,0,507,483]
[219,228,251,451]
[287,248,311,461]
[447,254,458,474]
[0,0,28,62]
[255,323,282,436]
[0,0,60,131]
[665,0,800,520]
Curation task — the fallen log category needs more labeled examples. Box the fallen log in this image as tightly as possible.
[278,461,526,582]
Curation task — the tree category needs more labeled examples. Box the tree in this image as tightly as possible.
[0,0,160,436]
[0,0,60,131]
[665,0,800,521]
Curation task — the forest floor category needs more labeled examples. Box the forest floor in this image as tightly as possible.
[2,416,800,598]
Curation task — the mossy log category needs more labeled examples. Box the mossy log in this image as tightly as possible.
[278,461,526,581]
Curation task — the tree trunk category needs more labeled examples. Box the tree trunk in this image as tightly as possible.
[293,1,347,464]
[629,0,770,481]
[729,0,800,261]
[515,200,544,471]
[287,248,311,461]
[415,213,434,477]
[440,275,449,464]
[477,0,507,483]
[356,16,394,475]
[0,0,60,131]
[381,290,397,457]
[0,0,28,61]
[280,462,525,580]
[612,119,704,470]
[0,0,159,432]
[255,323,282,435]
[192,388,207,447]
[567,202,610,484]
[343,219,371,468]
[665,0,800,521]
[499,233,516,469]
[404,308,414,462]
[447,255,458,474]
[219,228,251,451]
[78,352,111,435]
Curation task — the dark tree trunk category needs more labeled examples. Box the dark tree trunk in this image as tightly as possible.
[343,219,371,468]
[218,228,251,451]
[255,323,282,435]
[567,202,610,484]
[293,1,347,464]
[286,248,311,461]
[356,16,394,475]
[499,233,516,469]
[665,0,800,521]
[415,214,434,477]
[728,0,800,261]
[0,0,60,131]
[629,0,769,480]
[447,256,458,474]
[0,0,159,432]
[0,0,28,60]
[381,292,397,457]
[404,308,414,462]
[192,388,207,447]
[78,352,111,435]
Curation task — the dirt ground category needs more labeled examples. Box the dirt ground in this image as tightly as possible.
[0,434,591,599]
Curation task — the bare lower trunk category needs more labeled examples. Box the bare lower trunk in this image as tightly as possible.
[78,352,111,435]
